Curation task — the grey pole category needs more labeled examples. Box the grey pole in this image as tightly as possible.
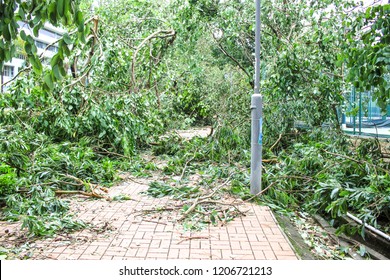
[250,0,262,195]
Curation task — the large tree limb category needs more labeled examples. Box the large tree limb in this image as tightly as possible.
[55,190,106,199]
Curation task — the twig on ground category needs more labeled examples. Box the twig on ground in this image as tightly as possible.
[244,181,278,202]
[126,176,150,186]
[179,154,196,182]
[262,158,278,163]
[177,236,209,244]
[55,190,106,199]
[56,173,110,199]
[323,149,389,174]
[141,219,168,225]
[178,175,234,221]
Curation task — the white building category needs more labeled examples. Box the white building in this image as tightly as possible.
[1,22,64,92]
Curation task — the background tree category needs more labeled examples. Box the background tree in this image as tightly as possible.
[343,3,390,112]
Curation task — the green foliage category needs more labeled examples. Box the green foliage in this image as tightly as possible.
[0,0,88,83]
[146,181,201,199]
[0,163,17,197]
[343,4,390,111]
[151,124,390,237]
[0,74,164,235]
[3,74,163,155]
[20,214,85,237]
[260,130,390,236]
[3,186,85,237]
[0,247,8,260]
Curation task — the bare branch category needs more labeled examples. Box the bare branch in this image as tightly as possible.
[209,28,253,86]
[131,29,175,90]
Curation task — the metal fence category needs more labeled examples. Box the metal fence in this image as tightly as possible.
[342,89,390,137]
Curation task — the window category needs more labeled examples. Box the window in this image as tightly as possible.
[48,45,58,52]
[35,40,48,50]
[3,66,14,77]
[17,53,26,60]
[35,40,58,53]
[40,28,62,39]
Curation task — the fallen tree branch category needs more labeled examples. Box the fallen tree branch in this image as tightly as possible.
[179,154,197,182]
[323,149,389,174]
[262,158,278,163]
[126,176,150,186]
[179,197,200,221]
[178,175,234,221]
[177,236,209,244]
[200,200,249,216]
[209,27,253,86]
[54,190,106,199]
[94,147,133,160]
[141,219,168,225]
[57,173,109,200]
[270,133,282,151]
[244,181,278,202]
[136,207,177,215]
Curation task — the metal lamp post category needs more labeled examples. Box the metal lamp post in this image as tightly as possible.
[250,0,262,195]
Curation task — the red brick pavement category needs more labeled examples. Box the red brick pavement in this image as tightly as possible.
[0,178,298,260]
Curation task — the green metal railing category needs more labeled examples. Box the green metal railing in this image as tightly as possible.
[343,89,390,138]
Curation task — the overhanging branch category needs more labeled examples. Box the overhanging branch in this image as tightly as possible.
[131,29,176,90]
[210,29,253,87]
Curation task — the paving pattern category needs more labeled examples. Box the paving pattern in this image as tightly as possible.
[0,177,298,260]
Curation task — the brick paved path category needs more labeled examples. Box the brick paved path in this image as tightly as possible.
[0,177,298,260]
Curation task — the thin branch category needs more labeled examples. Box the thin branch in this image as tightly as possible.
[178,175,234,221]
[269,133,282,151]
[94,147,132,160]
[180,155,196,181]
[177,236,209,244]
[131,29,175,89]
[60,17,101,92]
[126,176,149,186]
[1,67,31,87]
[58,173,109,199]
[322,149,389,174]
[141,219,168,225]
[262,158,278,163]
[209,29,252,85]
[54,190,105,199]
[244,181,278,202]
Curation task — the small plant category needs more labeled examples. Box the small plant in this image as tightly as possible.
[0,163,17,197]
[0,247,8,260]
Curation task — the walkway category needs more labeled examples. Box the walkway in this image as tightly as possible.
[0,176,298,260]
